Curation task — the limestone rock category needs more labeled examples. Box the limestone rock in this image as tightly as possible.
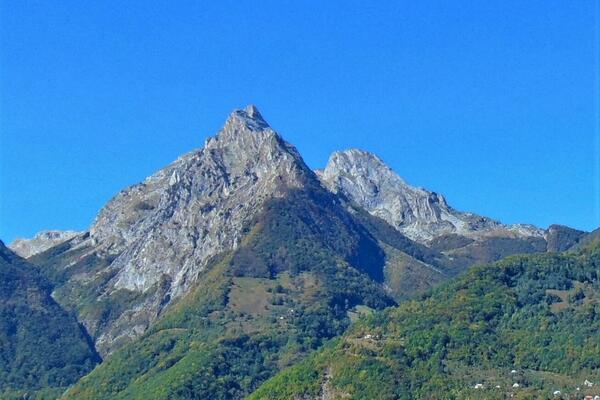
[47,105,316,355]
[319,149,545,243]
[9,230,81,258]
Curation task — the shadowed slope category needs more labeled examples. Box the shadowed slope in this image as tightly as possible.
[0,241,100,399]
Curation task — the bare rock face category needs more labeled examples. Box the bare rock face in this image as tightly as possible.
[91,105,309,296]
[49,106,316,355]
[9,230,81,258]
[319,149,545,243]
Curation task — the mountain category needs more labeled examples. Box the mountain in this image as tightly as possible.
[15,106,585,399]
[318,149,545,243]
[28,106,468,359]
[318,149,591,269]
[33,106,479,399]
[57,107,404,399]
[249,238,600,400]
[58,190,396,399]
[29,105,322,356]
[0,241,100,399]
[9,230,81,258]
[575,228,600,251]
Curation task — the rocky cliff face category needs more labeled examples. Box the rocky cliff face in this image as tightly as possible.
[9,230,81,258]
[318,149,545,243]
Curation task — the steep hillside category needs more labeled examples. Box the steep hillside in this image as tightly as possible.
[60,185,397,399]
[546,224,587,252]
[0,241,100,399]
[573,228,600,251]
[250,238,600,399]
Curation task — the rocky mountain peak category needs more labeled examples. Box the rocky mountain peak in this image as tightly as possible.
[319,149,543,242]
[221,104,270,133]
[90,105,310,291]
[319,149,457,241]
[71,106,317,354]
[322,148,409,188]
[244,104,263,119]
[204,105,300,165]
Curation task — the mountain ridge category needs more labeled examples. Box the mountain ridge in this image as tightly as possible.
[15,107,585,359]
[3,105,592,399]
[9,230,82,258]
[318,148,546,243]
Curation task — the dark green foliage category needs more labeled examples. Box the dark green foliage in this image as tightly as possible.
[17,183,574,399]
[250,245,600,399]
[546,224,586,252]
[227,188,395,312]
[0,241,100,396]
[233,188,387,283]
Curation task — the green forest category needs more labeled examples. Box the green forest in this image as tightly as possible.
[250,241,600,399]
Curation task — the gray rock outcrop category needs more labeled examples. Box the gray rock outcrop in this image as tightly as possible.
[9,230,81,258]
[318,149,545,243]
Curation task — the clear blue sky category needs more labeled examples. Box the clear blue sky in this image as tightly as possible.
[1,1,598,243]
